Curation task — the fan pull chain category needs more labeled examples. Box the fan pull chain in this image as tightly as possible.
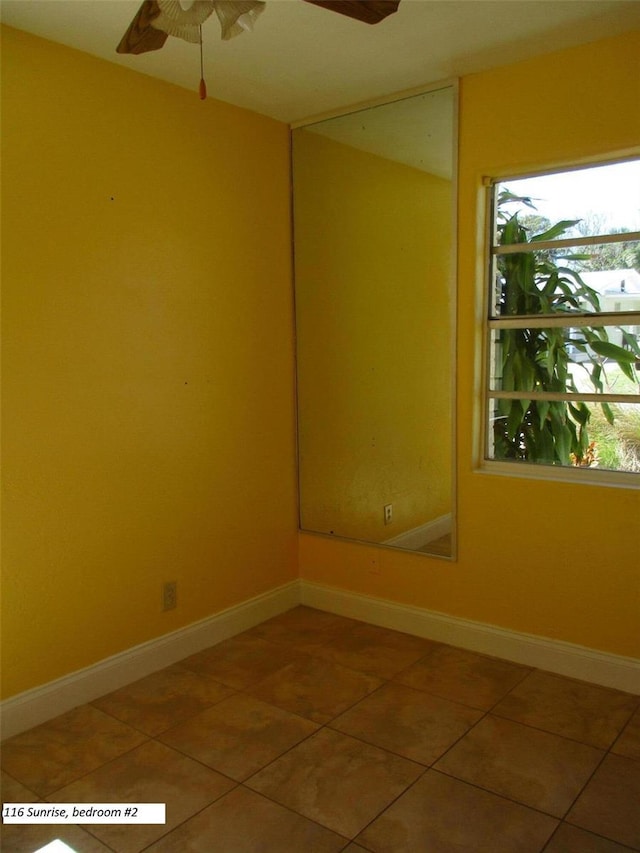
[199,24,207,100]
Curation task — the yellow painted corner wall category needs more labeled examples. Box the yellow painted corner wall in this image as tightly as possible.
[294,130,451,542]
[299,30,640,658]
[1,26,297,698]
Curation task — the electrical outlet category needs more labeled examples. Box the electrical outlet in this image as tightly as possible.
[163,581,177,611]
[384,504,393,525]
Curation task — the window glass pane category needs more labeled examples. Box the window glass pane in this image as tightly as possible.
[489,324,640,393]
[490,245,640,318]
[576,243,640,281]
[487,398,640,473]
[487,159,640,477]
[495,160,640,241]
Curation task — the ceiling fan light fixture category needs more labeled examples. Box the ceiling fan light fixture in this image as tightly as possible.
[214,1,265,41]
[152,0,216,43]
[116,0,399,58]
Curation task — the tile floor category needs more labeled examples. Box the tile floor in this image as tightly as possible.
[1,606,639,853]
[417,533,451,557]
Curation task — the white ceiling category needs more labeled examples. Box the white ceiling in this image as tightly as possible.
[301,85,454,176]
[2,0,639,124]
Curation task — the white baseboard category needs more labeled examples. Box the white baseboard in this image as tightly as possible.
[3,576,638,740]
[0,580,300,740]
[300,580,640,695]
[384,513,452,549]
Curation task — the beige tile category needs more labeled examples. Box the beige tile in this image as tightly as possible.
[91,664,234,735]
[159,692,319,780]
[247,655,382,723]
[357,770,558,853]
[492,670,638,748]
[566,753,640,849]
[435,715,603,817]
[612,705,640,760]
[310,621,438,679]
[0,822,113,853]
[394,644,530,710]
[0,705,147,796]
[146,785,348,852]
[545,822,636,852]
[179,633,305,689]
[331,682,482,765]
[245,605,358,652]
[51,739,235,853]
[247,727,423,838]
[0,770,38,803]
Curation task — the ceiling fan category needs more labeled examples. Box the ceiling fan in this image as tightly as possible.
[116,1,401,56]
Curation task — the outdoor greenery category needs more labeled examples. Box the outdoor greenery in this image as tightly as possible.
[492,190,640,467]
[521,214,640,273]
[588,403,640,472]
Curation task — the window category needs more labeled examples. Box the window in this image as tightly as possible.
[484,158,640,481]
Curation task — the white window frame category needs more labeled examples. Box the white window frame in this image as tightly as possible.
[480,158,640,488]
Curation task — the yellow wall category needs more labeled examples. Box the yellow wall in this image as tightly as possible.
[1,27,297,699]
[300,30,640,658]
[293,130,452,542]
[2,26,639,704]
